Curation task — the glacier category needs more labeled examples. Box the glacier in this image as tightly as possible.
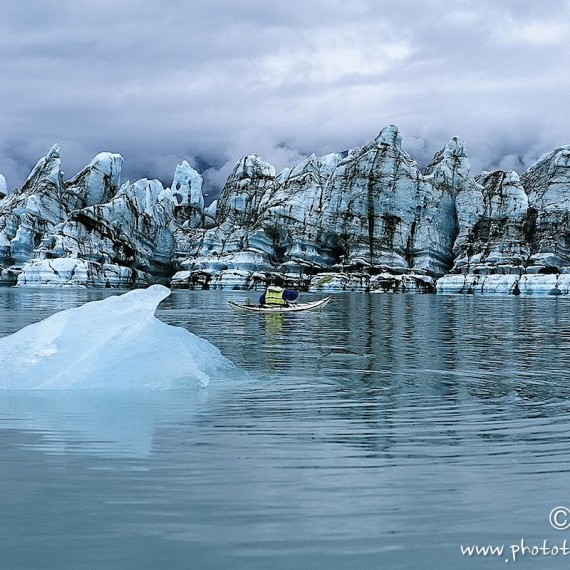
[3,128,570,294]
[0,285,234,389]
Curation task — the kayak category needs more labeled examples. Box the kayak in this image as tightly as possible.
[229,297,331,313]
[228,296,331,313]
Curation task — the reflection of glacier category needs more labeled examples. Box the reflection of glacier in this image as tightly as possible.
[0,285,234,389]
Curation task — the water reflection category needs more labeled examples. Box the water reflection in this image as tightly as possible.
[1,289,570,568]
[0,390,207,457]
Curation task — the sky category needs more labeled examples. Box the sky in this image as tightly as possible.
[1,0,569,197]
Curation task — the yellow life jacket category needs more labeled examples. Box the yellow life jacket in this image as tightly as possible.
[265,286,286,305]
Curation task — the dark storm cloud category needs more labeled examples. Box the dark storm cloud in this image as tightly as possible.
[1,0,569,192]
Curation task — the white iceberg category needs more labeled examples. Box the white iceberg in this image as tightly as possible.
[0,285,233,389]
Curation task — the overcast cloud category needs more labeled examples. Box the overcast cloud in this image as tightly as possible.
[1,0,569,195]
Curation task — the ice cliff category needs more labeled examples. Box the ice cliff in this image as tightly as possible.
[0,147,192,287]
[3,129,570,293]
[172,127,462,293]
[437,146,570,294]
[0,285,233,389]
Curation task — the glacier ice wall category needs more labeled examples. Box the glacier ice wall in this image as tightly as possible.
[4,130,570,294]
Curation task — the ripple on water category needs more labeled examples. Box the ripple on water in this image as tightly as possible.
[1,290,570,568]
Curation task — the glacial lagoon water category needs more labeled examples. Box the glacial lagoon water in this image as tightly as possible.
[1,289,570,569]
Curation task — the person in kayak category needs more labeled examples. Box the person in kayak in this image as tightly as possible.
[259,277,299,306]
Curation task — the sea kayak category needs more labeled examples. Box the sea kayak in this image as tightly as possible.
[228,297,331,313]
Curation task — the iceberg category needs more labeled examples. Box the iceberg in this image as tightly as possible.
[0,285,233,389]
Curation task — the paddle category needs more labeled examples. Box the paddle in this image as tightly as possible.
[314,275,333,287]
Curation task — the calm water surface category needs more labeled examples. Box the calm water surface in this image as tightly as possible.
[1,289,570,569]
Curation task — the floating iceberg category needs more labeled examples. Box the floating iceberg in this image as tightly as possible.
[0,285,234,389]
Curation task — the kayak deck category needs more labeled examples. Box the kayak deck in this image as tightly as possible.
[228,296,331,313]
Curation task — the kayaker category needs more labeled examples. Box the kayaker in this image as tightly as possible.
[263,285,287,306]
[259,278,299,306]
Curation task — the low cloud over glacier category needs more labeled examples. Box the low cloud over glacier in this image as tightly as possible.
[1,0,570,194]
